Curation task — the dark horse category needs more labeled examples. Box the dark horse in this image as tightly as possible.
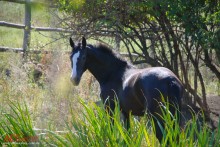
[69,37,183,142]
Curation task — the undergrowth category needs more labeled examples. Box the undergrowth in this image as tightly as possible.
[0,53,220,146]
[0,99,220,147]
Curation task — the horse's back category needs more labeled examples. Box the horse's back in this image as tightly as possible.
[139,67,182,109]
[121,67,183,115]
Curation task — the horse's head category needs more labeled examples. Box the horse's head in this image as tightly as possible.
[69,37,88,85]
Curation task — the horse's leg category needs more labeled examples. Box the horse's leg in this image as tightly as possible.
[167,98,181,145]
[150,100,180,144]
[152,94,181,144]
[168,81,182,124]
[168,81,183,144]
[153,118,164,142]
[122,111,130,131]
[151,105,165,143]
[104,101,115,119]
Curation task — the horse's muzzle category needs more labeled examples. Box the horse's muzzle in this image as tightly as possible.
[70,77,80,86]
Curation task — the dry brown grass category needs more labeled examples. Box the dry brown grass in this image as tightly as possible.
[0,51,99,130]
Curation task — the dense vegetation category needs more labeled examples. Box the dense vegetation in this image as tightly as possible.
[0,0,220,146]
[57,0,220,114]
[0,96,220,146]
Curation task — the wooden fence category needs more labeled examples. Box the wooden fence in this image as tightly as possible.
[0,0,138,60]
[0,0,73,57]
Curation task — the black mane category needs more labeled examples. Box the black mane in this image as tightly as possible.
[89,44,126,63]
[96,44,116,56]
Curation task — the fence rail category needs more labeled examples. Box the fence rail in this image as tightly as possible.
[0,0,72,58]
[0,0,126,57]
[0,21,73,33]
[0,46,23,53]
[1,0,57,7]
[0,46,138,60]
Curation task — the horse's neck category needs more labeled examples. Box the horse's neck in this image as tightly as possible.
[86,51,128,85]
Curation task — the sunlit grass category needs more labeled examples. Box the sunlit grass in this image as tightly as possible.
[0,27,23,48]
[44,97,219,147]
[1,1,220,146]
[0,1,24,24]
[0,26,68,52]
[0,50,219,146]
[0,1,67,53]
[0,101,39,146]
[0,97,220,146]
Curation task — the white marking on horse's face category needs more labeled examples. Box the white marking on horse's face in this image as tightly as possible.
[71,51,80,83]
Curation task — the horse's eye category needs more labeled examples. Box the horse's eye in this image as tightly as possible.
[82,56,86,60]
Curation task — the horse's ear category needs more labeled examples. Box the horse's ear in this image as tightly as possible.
[82,37,86,47]
[69,37,75,49]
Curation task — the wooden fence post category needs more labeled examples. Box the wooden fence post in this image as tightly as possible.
[23,0,31,59]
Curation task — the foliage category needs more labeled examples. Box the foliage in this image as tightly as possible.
[1,99,220,146]
[0,1,220,146]
[0,54,219,146]
[56,0,220,113]
[0,101,39,146]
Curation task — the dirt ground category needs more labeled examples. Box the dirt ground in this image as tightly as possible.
[179,95,220,129]
[207,95,220,127]
[183,95,220,128]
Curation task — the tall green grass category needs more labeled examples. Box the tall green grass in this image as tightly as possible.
[1,99,219,146]
[0,54,219,146]
[0,101,39,146]
[41,100,158,147]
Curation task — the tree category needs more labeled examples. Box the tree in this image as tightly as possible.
[57,0,220,115]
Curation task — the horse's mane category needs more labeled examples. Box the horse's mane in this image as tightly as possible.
[87,43,134,68]
[96,44,117,56]
[88,44,123,60]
